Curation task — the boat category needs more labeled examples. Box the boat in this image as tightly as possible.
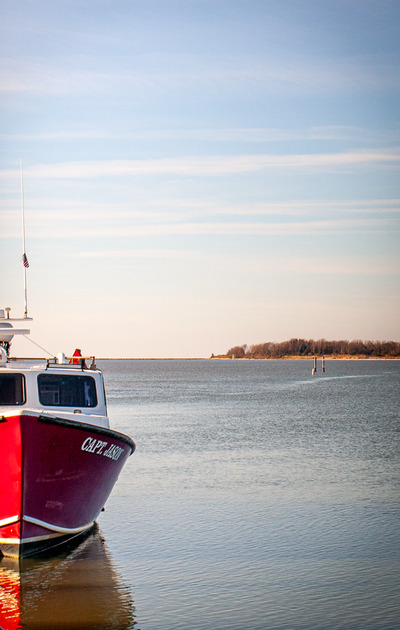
[0,309,136,559]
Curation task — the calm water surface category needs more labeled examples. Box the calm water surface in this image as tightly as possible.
[1,359,399,629]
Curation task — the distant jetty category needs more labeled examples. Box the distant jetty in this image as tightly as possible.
[212,338,400,360]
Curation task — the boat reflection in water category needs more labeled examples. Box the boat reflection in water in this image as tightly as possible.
[0,525,137,630]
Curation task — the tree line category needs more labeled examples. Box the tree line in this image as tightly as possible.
[226,338,400,359]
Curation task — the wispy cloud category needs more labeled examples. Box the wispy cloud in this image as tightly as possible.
[1,148,399,181]
[78,249,196,259]
[0,131,113,141]
[2,51,398,96]
[103,218,396,237]
[3,196,398,215]
[219,199,400,217]
[3,126,398,144]
[149,125,400,144]
[2,217,397,240]
[0,59,119,96]
[76,248,399,278]
[1,198,399,239]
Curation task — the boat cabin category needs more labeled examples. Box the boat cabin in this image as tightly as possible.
[0,360,109,428]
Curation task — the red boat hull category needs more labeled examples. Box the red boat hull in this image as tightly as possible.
[0,413,135,558]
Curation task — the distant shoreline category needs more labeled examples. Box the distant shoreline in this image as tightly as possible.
[210,355,400,361]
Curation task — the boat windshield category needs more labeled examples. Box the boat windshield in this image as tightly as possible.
[0,373,26,405]
[38,374,98,408]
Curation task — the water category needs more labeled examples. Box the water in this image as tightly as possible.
[1,359,399,629]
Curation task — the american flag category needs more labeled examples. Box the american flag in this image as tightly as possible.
[20,253,29,268]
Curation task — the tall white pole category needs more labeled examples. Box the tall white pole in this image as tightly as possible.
[20,157,28,318]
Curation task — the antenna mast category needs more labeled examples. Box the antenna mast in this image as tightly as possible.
[20,158,29,318]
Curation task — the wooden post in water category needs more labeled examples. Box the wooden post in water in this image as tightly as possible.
[312,356,317,375]
[322,356,325,373]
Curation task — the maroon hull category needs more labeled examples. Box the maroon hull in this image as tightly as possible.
[0,413,135,557]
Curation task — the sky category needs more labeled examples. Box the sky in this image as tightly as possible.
[1,0,399,358]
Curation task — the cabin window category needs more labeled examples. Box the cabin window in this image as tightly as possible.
[38,374,98,408]
[0,373,26,405]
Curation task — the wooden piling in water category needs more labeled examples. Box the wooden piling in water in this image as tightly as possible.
[312,356,317,375]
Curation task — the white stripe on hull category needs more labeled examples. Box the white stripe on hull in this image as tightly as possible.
[0,516,95,546]
[0,515,19,527]
[23,515,95,535]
